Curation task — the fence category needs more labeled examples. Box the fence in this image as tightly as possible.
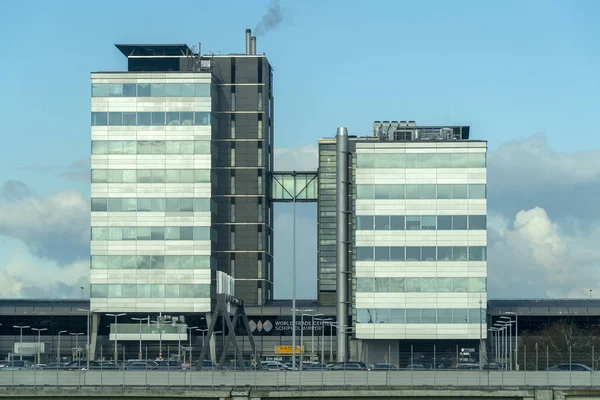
[1,370,600,390]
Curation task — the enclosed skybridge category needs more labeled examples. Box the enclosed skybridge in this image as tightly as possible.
[271,171,318,202]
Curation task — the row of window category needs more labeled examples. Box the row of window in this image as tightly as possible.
[92,83,211,98]
[91,226,210,241]
[91,111,210,126]
[356,246,487,262]
[357,215,486,231]
[357,184,486,200]
[91,169,210,184]
[91,255,210,269]
[91,198,210,212]
[91,284,210,299]
[91,140,210,155]
[357,153,486,169]
[356,308,485,324]
[356,277,486,293]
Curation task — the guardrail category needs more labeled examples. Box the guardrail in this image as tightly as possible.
[1,370,600,390]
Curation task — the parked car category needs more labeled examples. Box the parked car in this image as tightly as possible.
[156,360,183,371]
[194,359,216,371]
[42,362,67,370]
[125,360,158,370]
[372,363,398,371]
[306,362,329,370]
[329,361,370,371]
[63,360,101,371]
[97,361,120,370]
[547,363,592,371]
[403,364,427,370]
[261,360,291,371]
[0,360,32,371]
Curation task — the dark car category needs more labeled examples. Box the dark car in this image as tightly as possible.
[329,361,369,371]
[97,361,120,370]
[126,360,158,370]
[42,362,67,370]
[0,360,32,371]
[403,364,427,370]
[372,363,398,371]
[64,360,101,370]
[306,362,329,370]
[547,363,592,371]
[194,359,216,371]
[156,360,183,370]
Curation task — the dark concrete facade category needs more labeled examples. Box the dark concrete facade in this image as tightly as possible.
[210,55,274,306]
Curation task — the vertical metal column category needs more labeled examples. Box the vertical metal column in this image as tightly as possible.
[336,127,349,362]
[292,171,297,369]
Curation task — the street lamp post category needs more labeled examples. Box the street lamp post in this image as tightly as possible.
[196,328,208,353]
[186,326,198,367]
[13,326,30,361]
[293,309,313,367]
[77,308,98,370]
[69,333,84,361]
[131,317,149,360]
[291,170,297,370]
[488,327,498,362]
[315,318,331,364]
[31,328,48,365]
[500,317,514,370]
[106,313,126,361]
[505,312,519,370]
[309,313,323,360]
[150,319,165,360]
[57,330,67,363]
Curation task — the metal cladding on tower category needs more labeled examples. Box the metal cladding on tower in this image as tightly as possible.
[336,126,349,362]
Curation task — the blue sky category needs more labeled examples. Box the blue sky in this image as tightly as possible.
[0,1,599,299]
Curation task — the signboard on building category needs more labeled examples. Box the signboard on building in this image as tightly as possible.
[241,316,340,336]
[274,346,304,355]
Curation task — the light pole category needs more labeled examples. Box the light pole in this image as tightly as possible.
[131,317,149,360]
[151,319,165,360]
[308,313,323,360]
[106,313,126,361]
[488,327,498,362]
[70,333,84,361]
[196,328,208,353]
[185,326,198,367]
[77,308,98,370]
[316,318,331,364]
[293,308,313,367]
[291,170,297,370]
[57,330,67,363]
[31,328,48,365]
[13,325,30,361]
[500,317,514,370]
[505,312,519,370]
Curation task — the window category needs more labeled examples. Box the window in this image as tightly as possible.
[421,216,436,230]
[375,277,390,292]
[150,83,165,97]
[406,185,420,199]
[420,153,437,168]
[389,277,405,292]
[390,247,405,261]
[406,309,421,323]
[91,84,108,97]
[437,154,452,168]
[374,247,389,261]
[437,247,452,261]
[468,277,486,292]
[469,215,486,230]
[137,112,151,126]
[389,153,405,168]
[91,198,107,212]
[91,256,107,269]
[356,247,374,261]
[123,84,136,97]
[151,112,165,126]
[406,154,420,168]
[357,277,374,292]
[374,184,389,199]
[437,216,452,230]
[453,309,468,324]
[389,184,405,199]
[468,153,486,168]
[422,309,436,323]
[437,278,453,292]
[357,185,373,199]
[357,153,374,168]
[137,83,150,97]
[469,246,487,261]
[195,112,210,125]
[438,309,453,323]
[194,83,210,97]
[373,154,390,168]
[453,246,468,261]
[451,153,468,168]
[91,112,107,126]
[375,216,390,230]
[109,83,123,97]
[356,216,374,230]
[390,309,405,323]
[421,184,436,199]
[469,184,486,199]
[166,83,181,97]
[167,112,180,126]
[406,216,420,230]
[406,247,421,261]
[421,247,436,261]
[390,216,404,230]
[437,185,452,199]
[452,184,468,199]
[453,215,468,230]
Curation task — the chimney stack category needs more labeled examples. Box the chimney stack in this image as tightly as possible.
[250,36,257,55]
[246,29,252,54]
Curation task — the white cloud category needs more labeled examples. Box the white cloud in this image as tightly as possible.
[488,207,600,298]
[0,181,89,265]
[0,240,89,298]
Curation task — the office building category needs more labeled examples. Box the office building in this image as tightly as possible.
[90,30,274,316]
[319,121,487,360]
